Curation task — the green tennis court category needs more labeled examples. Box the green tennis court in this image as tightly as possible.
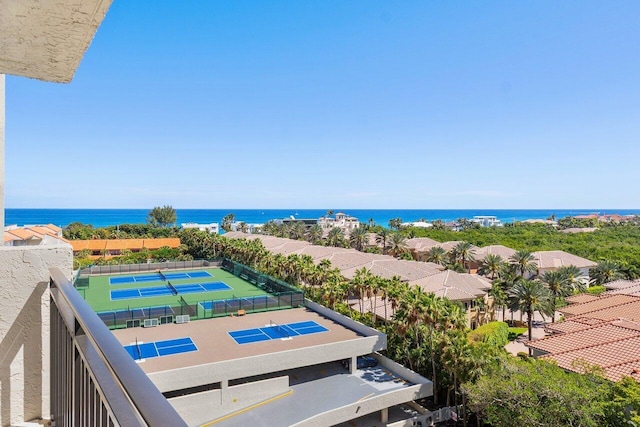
[81,267,269,313]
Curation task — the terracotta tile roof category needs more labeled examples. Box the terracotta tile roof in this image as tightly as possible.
[528,321,640,354]
[69,240,106,251]
[105,239,145,250]
[406,237,441,252]
[474,245,517,262]
[70,238,181,252]
[222,233,444,282]
[340,258,442,281]
[438,241,478,253]
[565,294,600,304]
[348,296,396,321]
[558,294,638,317]
[605,360,640,382]
[28,225,60,236]
[530,318,640,381]
[142,238,181,250]
[605,284,640,297]
[605,279,640,290]
[294,245,353,260]
[7,228,44,240]
[545,317,608,334]
[539,335,640,381]
[410,271,491,301]
[532,250,597,270]
[583,301,640,322]
[3,233,20,243]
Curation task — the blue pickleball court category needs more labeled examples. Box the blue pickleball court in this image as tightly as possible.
[124,337,198,361]
[228,320,329,345]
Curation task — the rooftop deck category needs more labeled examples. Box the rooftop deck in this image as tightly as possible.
[111,307,365,375]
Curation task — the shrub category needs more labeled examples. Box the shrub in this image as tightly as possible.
[586,285,606,295]
[468,321,509,347]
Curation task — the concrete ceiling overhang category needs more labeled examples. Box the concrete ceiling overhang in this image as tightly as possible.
[0,0,113,83]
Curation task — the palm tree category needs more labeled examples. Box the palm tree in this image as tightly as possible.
[451,241,476,272]
[441,330,474,410]
[326,227,346,248]
[375,228,391,255]
[489,280,508,322]
[305,224,323,245]
[509,279,552,355]
[261,220,278,236]
[539,271,569,323]
[394,286,429,371]
[221,213,235,232]
[509,250,538,278]
[285,222,301,240]
[351,267,373,313]
[349,227,369,252]
[421,293,448,404]
[425,246,447,266]
[388,217,403,231]
[478,254,505,280]
[557,265,587,293]
[388,232,408,258]
[590,260,625,285]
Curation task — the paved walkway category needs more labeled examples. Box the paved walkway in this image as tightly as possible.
[495,309,558,356]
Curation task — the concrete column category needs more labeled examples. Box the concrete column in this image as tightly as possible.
[381,407,388,424]
[350,356,357,374]
[0,74,4,241]
[221,379,228,406]
[0,246,72,425]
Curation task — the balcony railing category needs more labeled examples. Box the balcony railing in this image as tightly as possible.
[49,267,187,427]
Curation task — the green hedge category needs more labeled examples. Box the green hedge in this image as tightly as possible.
[468,321,509,347]
[586,285,606,295]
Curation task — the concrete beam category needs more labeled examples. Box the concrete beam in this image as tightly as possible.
[0,0,113,82]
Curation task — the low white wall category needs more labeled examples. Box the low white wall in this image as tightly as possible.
[304,300,387,351]
[0,245,72,426]
[150,335,379,392]
[169,376,289,426]
[373,353,433,389]
[290,383,431,427]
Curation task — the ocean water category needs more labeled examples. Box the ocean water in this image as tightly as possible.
[6,208,640,229]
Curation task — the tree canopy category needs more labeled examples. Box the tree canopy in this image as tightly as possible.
[146,205,177,227]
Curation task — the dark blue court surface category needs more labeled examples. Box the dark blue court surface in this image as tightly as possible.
[124,337,197,361]
[109,270,212,285]
[110,281,231,300]
[228,320,329,345]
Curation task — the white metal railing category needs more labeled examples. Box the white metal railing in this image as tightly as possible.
[50,267,187,427]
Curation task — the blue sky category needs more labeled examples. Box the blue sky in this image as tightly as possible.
[6,1,640,209]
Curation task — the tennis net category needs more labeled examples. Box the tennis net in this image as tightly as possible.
[158,270,166,281]
[135,337,142,360]
[167,281,178,295]
[270,320,289,338]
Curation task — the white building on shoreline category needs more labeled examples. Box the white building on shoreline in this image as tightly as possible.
[181,222,219,234]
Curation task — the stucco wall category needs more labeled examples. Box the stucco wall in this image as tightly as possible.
[0,245,72,426]
[290,383,431,427]
[169,376,290,426]
[149,335,380,393]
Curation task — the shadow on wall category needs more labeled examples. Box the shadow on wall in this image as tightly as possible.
[0,280,47,426]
